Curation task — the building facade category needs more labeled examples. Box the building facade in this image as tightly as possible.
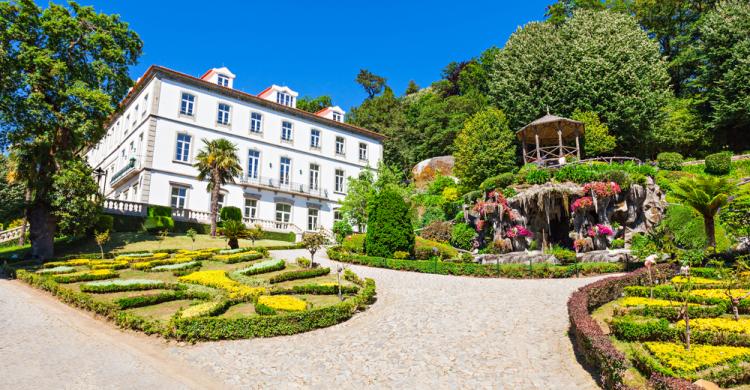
[86,66,384,234]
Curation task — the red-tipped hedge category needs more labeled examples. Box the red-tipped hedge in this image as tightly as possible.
[567,263,699,389]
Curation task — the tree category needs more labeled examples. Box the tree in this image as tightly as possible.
[365,188,414,257]
[404,80,420,95]
[301,230,328,268]
[0,1,142,259]
[50,158,102,237]
[355,69,387,98]
[296,95,332,113]
[453,108,517,190]
[709,259,750,321]
[571,110,616,157]
[651,97,707,156]
[220,220,245,249]
[332,220,353,245]
[94,230,110,259]
[670,176,735,249]
[0,154,25,226]
[339,169,374,233]
[490,10,671,157]
[194,138,242,237]
[246,224,263,246]
[185,228,197,250]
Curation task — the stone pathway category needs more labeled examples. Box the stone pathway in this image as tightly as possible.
[0,249,608,389]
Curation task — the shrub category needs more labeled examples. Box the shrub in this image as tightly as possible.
[554,164,599,184]
[268,267,330,284]
[257,295,307,311]
[610,239,625,249]
[462,190,483,204]
[254,303,277,315]
[598,170,634,192]
[546,245,576,264]
[332,220,353,245]
[148,205,172,217]
[52,269,118,283]
[524,165,551,185]
[93,214,114,233]
[219,206,242,222]
[211,251,263,264]
[365,188,415,258]
[416,236,458,259]
[657,152,684,171]
[705,151,732,175]
[393,251,409,259]
[342,233,365,253]
[420,206,445,227]
[450,223,476,250]
[143,216,174,234]
[296,256,311,267]
[80,279,167,293]
[271,283,359,296]
[179,270,266,299]
[237,259,286,275]
[479,173,515,192]
[420,221,452,243]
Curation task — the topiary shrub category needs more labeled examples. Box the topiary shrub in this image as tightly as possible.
[143,216,174,234]
[420,221,452,243]
[342,233,366,253]
[479,173,516,192]
[656,152,683,171]
[704,151,732,175]
[365,188,415,258]
[450,222,476,250]
[219,206,242,222]
[93,214,114,233]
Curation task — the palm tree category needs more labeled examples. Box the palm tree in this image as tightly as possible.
[194,138,242,236]
[670,175,735,250]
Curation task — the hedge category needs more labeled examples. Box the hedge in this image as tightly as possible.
[80,280,177,293]
[270,284,359,295]
[610,316,750,347]
[268,267,331,284]
[328,247,623,278]
[567,263,698,389]
[656,152,683,171]
[705,151,732,175]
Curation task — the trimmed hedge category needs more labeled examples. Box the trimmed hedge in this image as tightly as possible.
[238,259,285,276]
[656,152,683,171]
[365,188,415,258]
[705,151,732,175]
[269,267,331,284]
[80,279,174,293]
[219,206,242,222]
[567,263,698,389]
[270,283,359,295]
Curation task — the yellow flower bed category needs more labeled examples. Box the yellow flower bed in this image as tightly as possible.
[676,318,750,335]
[645,342,750,372]
[88,260,129,270]
[691,289,749,300]
[115,252,170,262]
[130,256,196,270]
[671,276,720,285]
[181,301,221,319]
[43,259,90,268]
[257,295,307,311]
[619,297,695,307]
[179,270,265,299]
[212,251,262,263]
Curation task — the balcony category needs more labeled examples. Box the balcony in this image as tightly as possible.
[239,176,329,198]
[110,157,139,186]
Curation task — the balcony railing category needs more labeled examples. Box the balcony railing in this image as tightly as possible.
[239,175,329,198]
[110,157,138,185]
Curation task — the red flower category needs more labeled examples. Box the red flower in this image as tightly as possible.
[582,181,621,198]
[571,197,594,212]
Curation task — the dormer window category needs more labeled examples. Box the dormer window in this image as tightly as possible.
[217,74,230,87]
[277,91,293,107]
[332,112,342,122]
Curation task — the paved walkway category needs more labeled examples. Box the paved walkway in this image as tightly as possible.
[0,249,607,389]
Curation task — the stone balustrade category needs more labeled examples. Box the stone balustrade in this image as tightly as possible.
[0,225,27,244]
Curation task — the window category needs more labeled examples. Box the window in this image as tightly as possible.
[276,91,292,107]
[281,121,293,141]
[133,105,139,126]
[334,210,342,222]
[310,129,320,148]
[247,150,260,179]
[279,157,291,186]
[332,112,342,122]
[309,164,320,191]
[335,136,345,155]
[170,186,187,209]
[175,133,192,162]
[132,183,138,201]
[307,209,319,231]
[125,114,130,134]
[216,194,225,210]
[123,189,129,201]
[180,93,195,116]
[217,103,231,125]
[250,112,263,133]
[217,74,229,87]
[142,94,148,116]
[244,199,257,219]
[335,169,345,193]
[275,203,291,227]
[359,143,368,161]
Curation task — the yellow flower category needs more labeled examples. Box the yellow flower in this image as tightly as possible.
[179,270,265,299]
[619,297,693,307]
[691,289,749,300]
[258,295,307,311]
[676,318,750,335]
[671,276,719,285]
[181,301,221,319]
[645,342,750,373]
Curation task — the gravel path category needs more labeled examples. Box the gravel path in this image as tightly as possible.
[172,249,605,389]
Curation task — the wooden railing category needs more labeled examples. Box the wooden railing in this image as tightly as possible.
[0,225,27,244]
[570,156,643,165]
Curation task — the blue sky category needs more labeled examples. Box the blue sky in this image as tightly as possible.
[75,1,550,110]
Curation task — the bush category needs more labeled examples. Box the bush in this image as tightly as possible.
[420,206,445,227]
[554,164,599,184]
[546,245,576,264]
[657,152,684,171]
[479,173,515,192]
[365,188,415,258]
[219,206,242,222]
[415,237,458,259]
[420,221,452,243]
[148,205,172,217]
[462,190,483,204]
[296,257,311,267]
[268,267,330,284]
[342,233,366,253]
[393,251,409,259]
[143,216,174,233]
[598,170,634,192]
[450,223,476,250]
[94,214,114,233]
[524,165,552,185]
[332,220,353,245]
[610,239,625,249]
[705,151,732,175]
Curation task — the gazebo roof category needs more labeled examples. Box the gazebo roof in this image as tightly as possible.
[516,113,584,143]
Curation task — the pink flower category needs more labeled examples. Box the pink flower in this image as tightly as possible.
[582,181,622,198]
[587,224,614,237]
[571,197,594,212]
[506,225,533,238]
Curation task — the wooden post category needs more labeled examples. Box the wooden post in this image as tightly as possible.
[535,128,542,163]
[557,126,564,159]
[575,128,581,159]
[521,134,528,164]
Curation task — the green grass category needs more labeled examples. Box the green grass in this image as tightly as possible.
[220,302,258,319]
[56,231,292,255]
[126,299,199,322]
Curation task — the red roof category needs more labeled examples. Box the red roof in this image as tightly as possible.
[257,86,273,98]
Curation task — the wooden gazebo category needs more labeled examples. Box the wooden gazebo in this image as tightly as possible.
[517,113,585,166]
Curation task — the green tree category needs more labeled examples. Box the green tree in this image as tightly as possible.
[652,97,707,156]
[453,108,517,190]
[332,220,353,245]
[339,169,374,233]
[51,158,102,237]
[404,80,420,95]
[670,176,735,249]
[0,154,25,225]
[301,230,329,267]
[355,69,387,99]
[490,10,671,157]
[194,138,242,237]
[365,188,414,257]
[0,1,142,259]
[296,95,332,113]
[220,220,245,249]
[571,110,616,157]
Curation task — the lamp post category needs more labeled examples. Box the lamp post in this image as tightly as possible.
[93,167,106,196]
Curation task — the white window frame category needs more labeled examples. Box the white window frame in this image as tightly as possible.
[279,157,292,186]
[276,91,292,106]
[217,103,231,125]
[310,129,321,148]
[174,132,192,163]
[180,92,196,116]
[170,185,188,209]
[332,112,342,122]
[217,74,229,87]
[335,169,345,193]
[244,198,258,219]
[307,208,319,231]
[359,142,368,161]
[247,149,261,180]
[281,121,293,142]
[309,163,320,191]
[335,136,345,155]
[250,112,263,133]
[275,203,292,227]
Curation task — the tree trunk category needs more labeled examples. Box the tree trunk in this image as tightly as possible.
[210,169,221,237]
[733,298,741,321]
[704,215,716,250]
[29,202,55,260]
[310,251,315,268]
[228,238,238,249]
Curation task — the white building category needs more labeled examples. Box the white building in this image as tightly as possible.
[87,65,384,234]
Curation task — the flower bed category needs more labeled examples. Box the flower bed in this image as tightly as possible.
[36,266,76,275]
[645,342,750,376]
[52,269,118,283]
[179,270,266,299]
[80,279,168,293]
[257,295,307,312]
[149,261,200,272]
[211,251,263,264]
[268,267,330,284]
[236,259,285,276]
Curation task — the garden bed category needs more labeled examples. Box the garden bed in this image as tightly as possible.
[15,248,375,341]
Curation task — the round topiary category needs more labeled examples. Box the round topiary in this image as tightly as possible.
[365,188,415,258]
[704,151,732,175]
[220,206,243,222]
[656,152,683,171]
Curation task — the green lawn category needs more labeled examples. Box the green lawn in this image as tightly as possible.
[57,231,293,255]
